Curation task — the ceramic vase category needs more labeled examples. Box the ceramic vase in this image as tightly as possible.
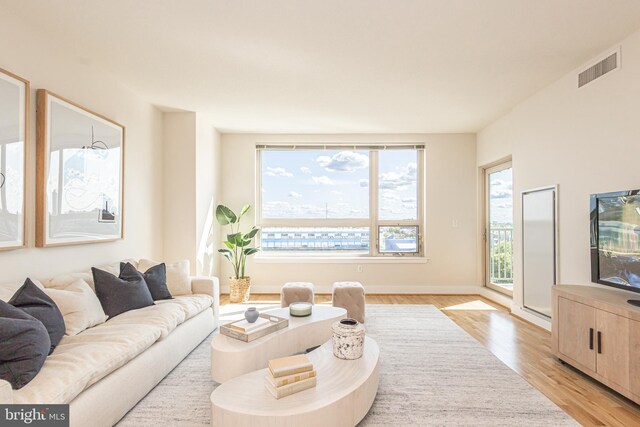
[332,318,365,360]
[244,307,259,323]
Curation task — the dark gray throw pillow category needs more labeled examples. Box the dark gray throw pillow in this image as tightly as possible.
[92,264,154,319]
[0,300,51,389]
[120,262,172,301]
[9,278,65,355]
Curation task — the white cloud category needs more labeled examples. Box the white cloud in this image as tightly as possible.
[359,179,369,187]
[316,151,369,172]
[265,166,293,178]
[312,175,335,185]
[402,197,417,203]
[381,191,400,201]
[330,190,343,195]
[495,201,513,209]
[262,200,366,219]
[288,191,302,198]
[300,166,312,174]
[491,190,512,199]
[379,162,417,190]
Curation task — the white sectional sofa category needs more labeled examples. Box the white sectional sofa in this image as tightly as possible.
[0,259,220,427]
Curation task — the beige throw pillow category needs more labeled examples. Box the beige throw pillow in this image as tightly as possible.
[138,259,191,296]
[0,279,46,302]
[45,279,108,336]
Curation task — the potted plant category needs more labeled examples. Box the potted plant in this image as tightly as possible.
[216,204,260,303]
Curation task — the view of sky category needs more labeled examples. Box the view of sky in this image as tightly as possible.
[378,150,417,220]
[261,149,418,220]
[489,167,513,225]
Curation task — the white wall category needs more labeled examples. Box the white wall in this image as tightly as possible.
[0,12,164,283]
[162,113,197,268]
[195,116,222,277]
[220,133,478,293]
[478,29,640,319]
[162,112,222,276]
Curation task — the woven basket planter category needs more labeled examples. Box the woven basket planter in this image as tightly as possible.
[229,277,251,303]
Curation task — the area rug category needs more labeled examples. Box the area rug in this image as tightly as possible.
[117,304,577,426]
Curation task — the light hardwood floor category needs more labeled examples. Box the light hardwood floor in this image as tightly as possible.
[220,293,640,427]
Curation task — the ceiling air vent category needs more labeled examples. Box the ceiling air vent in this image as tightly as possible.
[578,50,619,88]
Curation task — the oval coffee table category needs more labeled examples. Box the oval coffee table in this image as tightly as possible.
[211,306,346,383]
[211,337,380,427]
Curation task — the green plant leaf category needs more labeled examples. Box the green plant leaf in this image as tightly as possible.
[227,232,241,244]
[240,238,252,247]
[244,227,260,239]
[218,248,233,261]
[243,247,259,256]
[223,240,235,250]
[238,204,251,219]
[216,205,237,225]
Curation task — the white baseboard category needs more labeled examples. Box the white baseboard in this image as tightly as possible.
[221,284,482,295]
[511,306,551,331]
[478,287,513,308]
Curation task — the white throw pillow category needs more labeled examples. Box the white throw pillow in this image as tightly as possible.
[44,279,108,336]
[138,259,191,296]
[0,280,45,302]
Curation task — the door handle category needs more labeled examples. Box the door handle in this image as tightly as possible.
[589,328,594,350]
[597,331,602,354]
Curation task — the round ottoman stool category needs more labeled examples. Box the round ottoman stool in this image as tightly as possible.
[332,282,365,323]
[280,282,315,308]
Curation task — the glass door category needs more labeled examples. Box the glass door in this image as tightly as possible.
[485,162,513,296]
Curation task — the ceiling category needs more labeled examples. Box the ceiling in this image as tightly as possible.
[3,1,640,133]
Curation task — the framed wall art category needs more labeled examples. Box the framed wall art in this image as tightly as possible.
[0,67,28,250]
[36,90,125,247]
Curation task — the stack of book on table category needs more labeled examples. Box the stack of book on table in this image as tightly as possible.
[265,354,316,399]
[229,317,271,334]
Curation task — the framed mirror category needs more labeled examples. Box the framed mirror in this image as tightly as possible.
[0,67,28,250]
[36,90,125,247]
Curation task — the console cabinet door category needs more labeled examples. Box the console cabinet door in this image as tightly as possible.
[558,297,596,371]
[596,310,630,390]
[630,321,640,397]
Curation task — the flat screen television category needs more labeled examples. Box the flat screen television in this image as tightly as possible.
[590,189,640,300]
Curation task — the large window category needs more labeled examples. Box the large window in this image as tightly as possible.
[257,145,424,257]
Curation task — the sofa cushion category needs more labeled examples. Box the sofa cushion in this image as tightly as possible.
[9,279,65,354]
[0,280,45,302]
[156,294,214,323]
[121,262,172,301]
[45,259,138,292]
[138,259,191,296]
[92,264,154,319]
[0,301,51,389]
[13,320,162,404]
[105,302,186,340]
[44,279,108,336]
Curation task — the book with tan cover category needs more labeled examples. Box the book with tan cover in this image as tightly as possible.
[264,375,317,399]
[266,369,317,388]
[268,354,313,378]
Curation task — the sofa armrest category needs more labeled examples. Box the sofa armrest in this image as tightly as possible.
[191,276,220,319]
[0,379,13,404]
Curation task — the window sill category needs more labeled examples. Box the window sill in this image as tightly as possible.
[254,256,430,264]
